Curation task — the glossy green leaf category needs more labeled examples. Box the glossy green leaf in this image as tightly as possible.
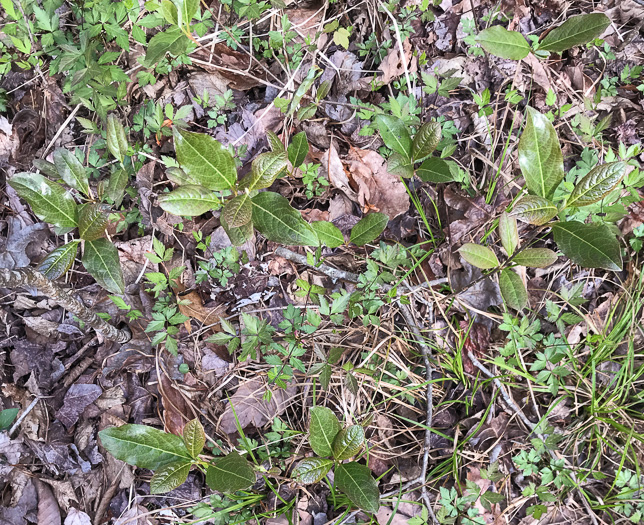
[458,244,499,269]
[288,131,309,168]
[416,157,455,183]
[267,130,285,153]
[539,13,611,53]
[180,0,199,25]
[552,221,622,271]
[106,168,128,206]
[222,194,252,227]
[150,459,191,494]
[375,115,411,158]
[221,215,254,246]
[158,186,222,216]
[0,408,19,431]
[309,406,341,457]
[173,128,236,191]
[311,221,344,248]
[53,148,89,196]
[332,425,365,460]
[83,238,124,294]
[165,166,195,186]
[499,269,528,310]
[239,151,288,191]
[477,26,530,60]
[9,173,78,228]
[412,121,442,160]
[512,195,558,225]
[182,419,205,459]
[335,462,380,513]
[144,27,188,66]
[205,452,255,493]
[78,203,109,241]
[99,424,192,470]
[33,158,59,178]
[293,458,334,484]
[37,242,79,280]
[106,114,128,163]
[251,192,319,246]
[349,213,388,247]
[386,152,414,178]
[499,211,519,256]
[567,161,625,208]
[512,248,558,268]
[518,107,564,199]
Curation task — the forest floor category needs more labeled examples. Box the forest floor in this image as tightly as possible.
[2,0,644,524]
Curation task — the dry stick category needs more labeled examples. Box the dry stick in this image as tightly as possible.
[467,351,599,525]
[275,247,439,522]
[0,267,131,343]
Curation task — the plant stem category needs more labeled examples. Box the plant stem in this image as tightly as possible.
[0,267,131,343]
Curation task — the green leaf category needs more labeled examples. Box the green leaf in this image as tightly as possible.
[539,13,611,53]
[9,173,78,228]
[319,363,332,390]
[552,221,622,271]
[288,132,309,168]
[416,157,455,183]
[144,27,188,66]
[386,152,414,178]
[32,159,59,178]
[293,458,334,484]
[251,192,319,246]
[349,213,388,247]
[567,161,625,208]
[221,215,254,246]
[166,166,195,186]
[499,211,519,256]
[458,244,499,269]
[182,419,205,459]
[173,128,236,191]
[205,452,255,493]
[53,149,89,196]
[309,406,341,457]
[222,194,252,228]
[499,269,528,310]
[412,121,442,160]
[160,0,178,24]
[518,107,564,199]
[374,115,412,158]
[512,248,557,268]
[311,221,344,248]
[106,115,128,163]
[335,462,380,513]
[267,130,285,153]
[99,424,191,470]
[37,242,79,280]
[512,195,558,225]
[239,152,288,191]
[332,425,365,460]
[150,459,191,494]
[78,203,109,241]
[0,408,19,431]
[106,168,128,206]
[477,26,530,60]
[180,0,199,25]
[83,238,125,294]
[158,186,222,216]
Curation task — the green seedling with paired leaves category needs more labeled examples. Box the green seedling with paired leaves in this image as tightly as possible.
[374,116,459,184]
[476,12,610,61]
[459,107,628,309]
[292,406,379,514]
[158,127,388,248]
[8,115,130,295]
[99,419,257,494]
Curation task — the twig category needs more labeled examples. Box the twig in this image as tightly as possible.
[0,267,131,343]
[8,396,41,437]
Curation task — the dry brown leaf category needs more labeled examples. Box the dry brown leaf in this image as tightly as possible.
[63,508,92,525]
[219,378,298,434]
[464,467,501,524]
[192,43,266,90]
[282,8,324,44]
[177,289,226,333]
[159,374,190,436]
[321,145,358,201]
[376,38,417,86]
[114,505,157,525]
[36,480,62,525]
[345,148,410,219]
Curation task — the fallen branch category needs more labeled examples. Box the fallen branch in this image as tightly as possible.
[0,267,131,343]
